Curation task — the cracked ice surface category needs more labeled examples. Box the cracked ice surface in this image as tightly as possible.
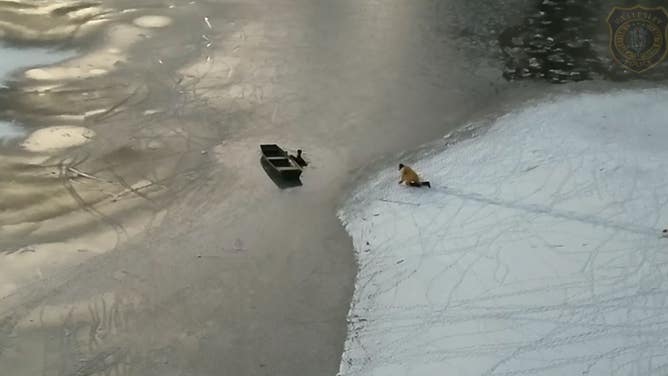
[338,89,668,376]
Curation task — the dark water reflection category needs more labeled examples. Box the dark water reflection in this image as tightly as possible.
[0,120,24,143]
[0,44,73,142]
[0,44,72,82]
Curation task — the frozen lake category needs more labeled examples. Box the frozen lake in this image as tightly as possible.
[4,1,652,375]
[339,88,668,376]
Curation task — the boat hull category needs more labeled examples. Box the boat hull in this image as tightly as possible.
[259,144,303,181]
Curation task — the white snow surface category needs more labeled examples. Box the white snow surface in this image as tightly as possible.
[338,89,668,376]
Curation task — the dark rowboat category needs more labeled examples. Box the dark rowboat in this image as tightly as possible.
[260,144,302,180]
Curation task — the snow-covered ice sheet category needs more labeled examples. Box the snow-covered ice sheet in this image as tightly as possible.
[338,89,668,376]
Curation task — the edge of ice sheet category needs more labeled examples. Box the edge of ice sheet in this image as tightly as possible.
[337,88,668,376]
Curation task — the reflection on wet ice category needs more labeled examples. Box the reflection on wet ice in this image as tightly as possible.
[0,121,25,143]
[0,0,110,42]
[0,45,74,82]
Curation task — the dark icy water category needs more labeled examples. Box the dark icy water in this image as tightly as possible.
[0,44,72,142]
[499,0,668,83]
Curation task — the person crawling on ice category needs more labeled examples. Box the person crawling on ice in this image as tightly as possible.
[398,163,430,188]
[290,149,308,167]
